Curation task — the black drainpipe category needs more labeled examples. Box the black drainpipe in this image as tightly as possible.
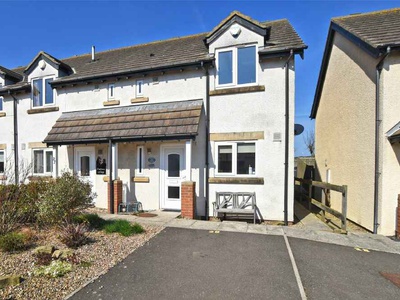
[202,61,210,220]
[109,139,114,214]
[284,50,294,226]
[9,91,19,184]
[373,46,391,234]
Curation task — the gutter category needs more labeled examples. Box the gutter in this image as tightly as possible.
[373,46,391,234]
[284,49,294,226]
[8,91,19,184]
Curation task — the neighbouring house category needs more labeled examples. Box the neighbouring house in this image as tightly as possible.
[0,11,306,222]
[311,8,400,235]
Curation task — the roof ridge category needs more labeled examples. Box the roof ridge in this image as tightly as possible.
[332,7,400,21]
[61,32,209,61]
[262,18,289,24]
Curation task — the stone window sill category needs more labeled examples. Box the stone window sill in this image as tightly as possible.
[0,112,6,117]
[209,177,264,185]
[27,107,59,114]
[103,100,120,107]
[132,176,150,183]
[131,97,149,104]
[102,176,121,182]
[210,85,265,96]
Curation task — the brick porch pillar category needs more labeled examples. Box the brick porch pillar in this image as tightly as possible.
[396,195,400,239]
[181,181,196,219]
[108,180,123,214]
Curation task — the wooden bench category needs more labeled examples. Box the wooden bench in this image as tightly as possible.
[213,192,257,224]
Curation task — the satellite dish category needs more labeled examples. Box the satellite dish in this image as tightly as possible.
[294,124,304,136]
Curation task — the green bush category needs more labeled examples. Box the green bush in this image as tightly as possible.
[0,232,27,252]
[104,220,144,236]
[73,213,107,230]
[58,222,89,249]
[37,172,96,225]
[33,260,73,278]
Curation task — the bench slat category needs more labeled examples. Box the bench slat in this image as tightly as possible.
[216,208,255,214]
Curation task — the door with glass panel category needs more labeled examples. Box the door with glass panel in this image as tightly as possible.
[75,148,95,188]
[161,147,184,210]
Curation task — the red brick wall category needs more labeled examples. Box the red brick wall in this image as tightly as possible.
[108,180,123,214]
[396,195,400,239]
[181,181,196,219]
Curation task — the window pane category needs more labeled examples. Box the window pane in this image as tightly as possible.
[32,79,43,107]
[139,147,143,173]
[81,156,90,176]
[0,151,4,173]
[237,143,256,175]
[46,151,53,173]
[0,97,3,111]
[218,145,232,173]
[45,78,54,104]
[34,150,44,174]
[238,46,256,84]
[168,154,180,177]
[218,50,233,85]
[168,186,180,199]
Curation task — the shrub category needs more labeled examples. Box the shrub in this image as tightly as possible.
[37,172,96,225]
[33,260,73,278]
[73,213,107,230]
[0,185,23,235]
[104,220,144,236]
[0,232,27,252]
[58,222,89,249]
[18,180,50,223]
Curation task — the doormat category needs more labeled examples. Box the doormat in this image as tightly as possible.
[380,272,400,288]
[137,213,158,218]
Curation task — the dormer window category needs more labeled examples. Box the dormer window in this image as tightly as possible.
[32,77,54,107]
[216,45,257,87]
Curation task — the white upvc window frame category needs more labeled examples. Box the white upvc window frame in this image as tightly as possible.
[108,83,115,100]
[215,141,257,177]
[0,96,3,111]
[215,44,258,89]
[31,75,55,108]
[136,146,144,176]
[0,149,5,174]
[136,80,144,97]
[32,148,54,176]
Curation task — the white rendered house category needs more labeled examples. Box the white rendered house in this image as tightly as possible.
[0,11,306,222]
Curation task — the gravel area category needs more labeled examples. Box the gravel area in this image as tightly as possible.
[0,225,163,300]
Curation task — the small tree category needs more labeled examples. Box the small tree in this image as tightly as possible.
[37,172,96,225]
[303,130,315,156]
[1,154,32,185]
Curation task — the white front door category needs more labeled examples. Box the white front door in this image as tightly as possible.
[161,146,184,210]
[75,147,96,189]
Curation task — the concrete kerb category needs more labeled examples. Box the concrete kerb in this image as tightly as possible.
[97,212,400,255]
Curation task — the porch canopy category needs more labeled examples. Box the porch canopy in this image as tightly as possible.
[386,121,400,144]
[44,99,203,145]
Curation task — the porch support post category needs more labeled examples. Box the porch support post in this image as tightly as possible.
[53,146,58,178]
[185,140,192,181]
[108,139,114,214]
[112,143,118,180]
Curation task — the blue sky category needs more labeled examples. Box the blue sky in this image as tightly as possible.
[1,0,399,156]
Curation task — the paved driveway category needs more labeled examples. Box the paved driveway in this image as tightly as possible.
[70,228,400,300]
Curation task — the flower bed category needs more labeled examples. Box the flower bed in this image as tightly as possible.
[0,225,162,300]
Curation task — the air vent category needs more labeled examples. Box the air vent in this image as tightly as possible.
[273,132,282,142]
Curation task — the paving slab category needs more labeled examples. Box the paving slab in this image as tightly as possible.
[189,220,221,230]
[219,221,248,232]
[166,218,197,228]
[246,224,268,234]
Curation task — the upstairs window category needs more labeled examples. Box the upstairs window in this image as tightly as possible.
[0,97,3,111]
[136,80,143,97]
[32,77,54,107]
[108,83,115,100]
[216,45,256,87]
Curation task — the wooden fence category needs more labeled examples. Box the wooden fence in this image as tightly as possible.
[295,177,348,233]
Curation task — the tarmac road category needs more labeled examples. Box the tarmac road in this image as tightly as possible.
[69,227,400,300]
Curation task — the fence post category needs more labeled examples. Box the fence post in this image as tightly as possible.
[341,185,348,233]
